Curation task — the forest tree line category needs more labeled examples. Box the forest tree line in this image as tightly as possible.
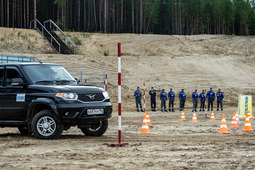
[1,0,255,35]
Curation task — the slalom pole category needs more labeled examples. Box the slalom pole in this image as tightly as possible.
[143,82,145,114]
[205,89,207,118]
[108,43,128,147]
[105,74,107,91]
[103,73,107,91]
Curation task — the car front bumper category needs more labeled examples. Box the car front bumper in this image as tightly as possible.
[56,102,112,124]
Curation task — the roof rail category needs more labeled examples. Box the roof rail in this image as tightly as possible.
[0,54,40,63]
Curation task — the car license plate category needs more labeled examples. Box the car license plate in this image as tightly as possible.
[87,109,104,115]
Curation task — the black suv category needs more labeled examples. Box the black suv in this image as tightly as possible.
[0,63,112,139]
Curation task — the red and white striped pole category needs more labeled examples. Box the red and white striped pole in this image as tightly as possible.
[143,82,145,113]
[108,42,128,147]
[117,43,122,144]
[204,89,207,118]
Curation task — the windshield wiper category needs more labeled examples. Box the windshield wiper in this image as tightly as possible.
[34,80,55,84]
[55,80,75,82]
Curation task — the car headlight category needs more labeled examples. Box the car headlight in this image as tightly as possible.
[56,93,78,100]
[103,91,109,99]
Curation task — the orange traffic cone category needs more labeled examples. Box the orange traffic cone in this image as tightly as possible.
[230,112,240,128]
[235,111,240,123]
[180,110,186,121]
[146,112,152,126]
[217,114,231,134]
[192,111,197,122]
[243,113,254,132]
[248,111,252,121]
[210,111,216,121]
[139,114,151,134]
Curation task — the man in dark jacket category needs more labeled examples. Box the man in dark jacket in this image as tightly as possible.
[179,89,186,111]
[217,88,224,111]
[134,87,143,112]
[168,88,175,112]
[149,86,156,111]
[206,87,215,111]
[160,89,167,112]
[191,89,198,112]
[199,89,206,111]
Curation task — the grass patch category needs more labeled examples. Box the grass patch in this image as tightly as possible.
[82,32,90,38]
[104,50,109,56]
[18,31,21,37]
[0,38,4,41]
[74,37,82,45]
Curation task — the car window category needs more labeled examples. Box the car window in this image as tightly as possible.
[0,68,3,87]
[6,69,22,86]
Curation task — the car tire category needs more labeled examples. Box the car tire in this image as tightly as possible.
[18,126,32,135]
[32,110,63,139]
[80,120,108,136]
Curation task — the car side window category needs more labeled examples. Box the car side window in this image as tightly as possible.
[0,68,3,87]
[6,69,22,86]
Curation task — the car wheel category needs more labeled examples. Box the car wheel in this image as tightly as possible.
[80,120,108,136]
[32,110,63,139]
[18,126,32,135]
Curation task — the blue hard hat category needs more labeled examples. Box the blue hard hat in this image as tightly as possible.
[218,88,221,90]
[202,89,204,91]
[137,86,139,88]
[151,86,154,88]
[170,88,172,90]
[195,89,197,91]
[210,87,212,89]
[181,88,184,90]
[162,88,165,90]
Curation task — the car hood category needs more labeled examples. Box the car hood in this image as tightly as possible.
[28,85,105,93]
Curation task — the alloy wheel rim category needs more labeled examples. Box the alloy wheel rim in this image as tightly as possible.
[37,116,56,136]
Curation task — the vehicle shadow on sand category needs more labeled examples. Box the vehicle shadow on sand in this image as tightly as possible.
[0,133,109,140]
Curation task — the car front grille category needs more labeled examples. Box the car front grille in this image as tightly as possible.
[78,93,105,102]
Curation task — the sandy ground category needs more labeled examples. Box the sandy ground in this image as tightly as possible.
[34,54,255,112]
[0,108,255,169]
[1,27,255,169]
[2,28,255,111]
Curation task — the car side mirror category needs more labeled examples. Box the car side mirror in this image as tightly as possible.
[75,78,81,84]
[11,78,27,86]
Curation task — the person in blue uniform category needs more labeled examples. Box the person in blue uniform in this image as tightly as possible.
[217,88,224,111]
[199,89,206,111]
[134,87,143,112]
[149,86,156,111]
[191,89,198,112]
[160,88,167,112]
[168,88,175,112]
[179,89,186,111]
[206,87,215,111]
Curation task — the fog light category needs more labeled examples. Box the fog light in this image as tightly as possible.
[65,112,69,116]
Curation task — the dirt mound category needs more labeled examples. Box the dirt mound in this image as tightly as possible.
[0,27,53,54]
[1,27,255,111]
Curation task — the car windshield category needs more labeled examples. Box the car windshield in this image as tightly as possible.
[22,64,77,85]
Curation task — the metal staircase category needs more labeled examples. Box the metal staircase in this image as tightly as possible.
[30,19,76,54]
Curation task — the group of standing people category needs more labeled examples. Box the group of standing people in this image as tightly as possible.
[134,87,224,112]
